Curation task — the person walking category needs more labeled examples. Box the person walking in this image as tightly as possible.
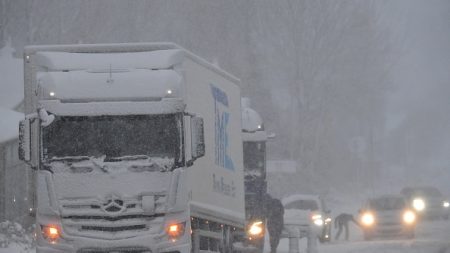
[264,194,285,253]
[334,213,358,241]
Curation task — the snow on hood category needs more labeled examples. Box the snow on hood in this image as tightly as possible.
[283,209,312,226]
[0,107,23,143]
[48,156,174,199]
[0,42,24,109]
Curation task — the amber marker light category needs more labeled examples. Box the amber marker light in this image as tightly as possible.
[166,222,186,239]
[41,225,60,243]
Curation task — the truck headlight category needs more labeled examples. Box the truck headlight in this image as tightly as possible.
[443,201,449,208]
[166,222,186,240]
[247,220,264,238]
[311,214,323,226]
[412,198,425,212]
[403,210,416,224]
[361,212,375,226]
[41,225,60,244]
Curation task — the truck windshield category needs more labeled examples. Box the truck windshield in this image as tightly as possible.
[42,114,182,165]
[243,141,266,172]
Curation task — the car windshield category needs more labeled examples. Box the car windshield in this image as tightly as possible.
[285,199,319,211]
[402,187,443,198]
[42,114,182,163]
[369,197,406,210]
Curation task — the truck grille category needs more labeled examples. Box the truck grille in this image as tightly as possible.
[60,196,166,239]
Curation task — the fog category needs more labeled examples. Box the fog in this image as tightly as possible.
[1,0,449,197]
[383,0,450,196]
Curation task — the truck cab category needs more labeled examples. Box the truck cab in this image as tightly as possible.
[240,98,268,252]
[19,43,245,253]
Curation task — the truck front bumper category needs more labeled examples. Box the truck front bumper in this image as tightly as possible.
[37,234,190,253]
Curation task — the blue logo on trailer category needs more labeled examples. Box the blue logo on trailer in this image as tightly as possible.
[210,84,234,170]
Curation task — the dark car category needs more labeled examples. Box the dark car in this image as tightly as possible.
[359,195,416,240]
[400,186,449,220]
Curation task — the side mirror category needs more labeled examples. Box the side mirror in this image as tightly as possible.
[19,119,31,162]
[191,116,205,159]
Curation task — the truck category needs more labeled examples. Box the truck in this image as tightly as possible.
[238,98,268,252]
[18,43,245,253]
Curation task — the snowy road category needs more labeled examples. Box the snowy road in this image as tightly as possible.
[269,219,450,253]
[1,219,449,253]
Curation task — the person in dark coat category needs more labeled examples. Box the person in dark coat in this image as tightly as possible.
[264,194,285,253]
[334,213,358,240]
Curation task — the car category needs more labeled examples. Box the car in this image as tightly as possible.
[282,194,332,243]
[359,195,416,240]
[400,186,449,220]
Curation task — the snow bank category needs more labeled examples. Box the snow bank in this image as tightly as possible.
[0,107,23,143]
[0,221,34,252]
[0,42,23,109]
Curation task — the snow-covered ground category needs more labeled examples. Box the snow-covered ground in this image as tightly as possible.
[0,216,449,253]
[266,219,450,253]
[0,244,33,253]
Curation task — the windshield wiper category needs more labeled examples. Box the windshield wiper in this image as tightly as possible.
[48,156,91,163]
[106,155,151,162]
[48,156,108,173]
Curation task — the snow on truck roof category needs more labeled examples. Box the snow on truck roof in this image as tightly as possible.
[35,49,185,71]
[35,49,183,101]
[241,97,263,132]
[241,97,267,142]
[26,42,240,84]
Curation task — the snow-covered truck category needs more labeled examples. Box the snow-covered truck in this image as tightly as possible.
[18,43,245,253]
[238,98,268,252]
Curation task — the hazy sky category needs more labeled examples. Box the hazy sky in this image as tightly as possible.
[386,0,450,129]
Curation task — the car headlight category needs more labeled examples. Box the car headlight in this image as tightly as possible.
[311,214,323,226]
[361,212,375,226]
[412,198,425,212]
[247,220,264,238]
[313,218,324,226]
[325,217,332,223]
[403,210,416,224]
[443,201,449,208]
